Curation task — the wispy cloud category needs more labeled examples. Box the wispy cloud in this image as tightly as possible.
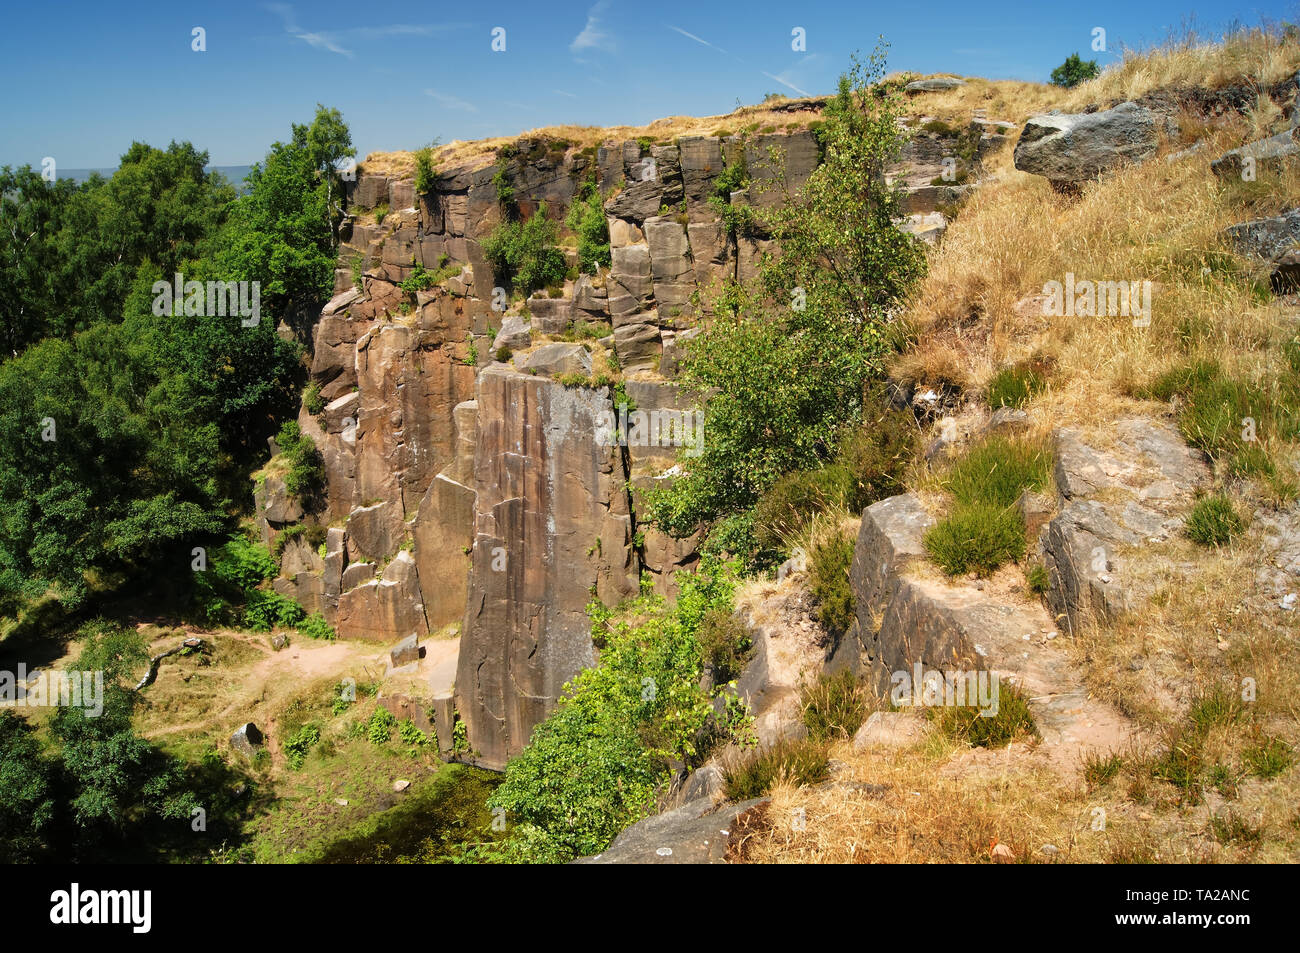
[571,1,616,54]
[553,89,579,99]
[667,25,728,56]
[267,5,466,58]
[762,70,810,97]
[424,89,477,112]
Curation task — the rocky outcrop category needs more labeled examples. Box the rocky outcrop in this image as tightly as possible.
[1014,102,1159,188]
[1223,208,1300,292]
[574,796,767,864]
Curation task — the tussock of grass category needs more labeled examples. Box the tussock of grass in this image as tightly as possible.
[925,502,1026,576]
[801,670,871,743]
[722,736,830,800]
[929,681,1038,748]
[1184,495,1245,546]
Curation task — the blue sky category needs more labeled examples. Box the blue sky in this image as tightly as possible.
[1,0,1294,168]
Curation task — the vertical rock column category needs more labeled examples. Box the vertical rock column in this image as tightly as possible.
[456,365,639,769]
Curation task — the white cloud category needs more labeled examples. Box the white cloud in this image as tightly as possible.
[553,89,579,99]
[424,89,477,112]
[571,1,615,53]
[266,4,465,58]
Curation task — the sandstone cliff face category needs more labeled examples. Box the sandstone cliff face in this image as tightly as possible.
[254,118,987,770]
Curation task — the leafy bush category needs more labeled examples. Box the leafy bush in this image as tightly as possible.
[367,707,398,745]
[696,607,754,685]
[698,510,785,577]
[1184,495,1244,546]
[304,381,325,416]
[565,182,611,274]
[399,719,430,749]
[414,145,436,194]
[930,681,1037,747]
[722,737,830,800]
[1026,562,1051,593]
[925,502,1026,576]
[298,613,336,641]
[284,722,321,769]
[802,670,870,743]
[808,529,856,635]
[242,588,305,631]
[481,204,567,295]
[487,560,747,862]
[275,421,325,504]
[647,48,925,538]
[1050,52,1100,88]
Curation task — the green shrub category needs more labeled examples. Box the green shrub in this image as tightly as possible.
[1050,52,1100,88]
[487,560,747,862]
[481,203,567,295]
[753,467,849,550]
[242,588,305,631]
[696,608,754,685]
[808,529,856,635]
[303,381,325,416]
[495,346,513,363]
[699,510,785,577]
[367,707,398,745]
[802,670,870,743]
[930,681,1037,747]
[722,736,830,800]
[986,362,1047,408]
[565,182,611,274]
[275,421,325,504]
[925,502,1026,576]
[414,145,436,194]
[1184,495,1244,546]
[398,719,429,748]
[1083,751,1124,790]
[284,722,321,769]
[298,613,336,641]
[375,202,389,223]
[1026,562,1051,593]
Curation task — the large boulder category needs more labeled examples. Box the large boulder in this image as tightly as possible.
[515,342,592,377]
[1014,102,1159,188]
[905,77,966,93]
[574,797,768,864]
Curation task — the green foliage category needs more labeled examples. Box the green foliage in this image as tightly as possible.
[1050,52,1101,88]
[399,719,430,749]
[491,163,516,213]
[367,707,398,745]
[930,682,1038,747]
[1026,562,1051,594]
[0,712,56,862]
[487,560,746,862]
[414,146,437,194]
[695,607,754,685]
[284,722,321,769]
[481,204,567,295]
[987,362,1048,408]
[275,421,325,504]
[299,613,335,641]
[649,47,925,537]
[925,501,1026,576]
[1244,736,1293,779]
[808,529,856,635]
[565,182,611,274]
[1184,495,1244,546]
[802,670,871,743]
[698,510,785,576]
[752,393,915,549]
[495,346,513,363]
[722,736,831,800]
[303,381,325,416]
[1083,751,1125,790]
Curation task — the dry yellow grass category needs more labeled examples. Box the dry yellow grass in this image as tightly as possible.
[1063,25,1300,109]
